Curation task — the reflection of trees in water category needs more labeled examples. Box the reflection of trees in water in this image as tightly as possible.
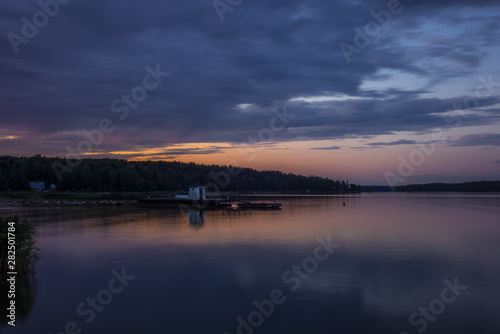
[0,276,38,326]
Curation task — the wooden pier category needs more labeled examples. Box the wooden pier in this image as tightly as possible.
[137,198,281,210]
[233,201,281,210]
[137,198,220,209]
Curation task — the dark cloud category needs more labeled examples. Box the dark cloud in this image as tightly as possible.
[88,146,231,160]
[368,139,417,147]
[450,133,500,147]
[311,146,342,150]
[0,0,499,156]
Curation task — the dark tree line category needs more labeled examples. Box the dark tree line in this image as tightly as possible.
[0,155,361,193]
[395,181,500,192]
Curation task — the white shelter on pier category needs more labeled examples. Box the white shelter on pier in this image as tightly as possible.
[174,185,207,200]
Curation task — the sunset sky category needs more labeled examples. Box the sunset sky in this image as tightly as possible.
[0,0,499,185]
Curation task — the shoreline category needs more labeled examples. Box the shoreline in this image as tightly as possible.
[0,199,135,207]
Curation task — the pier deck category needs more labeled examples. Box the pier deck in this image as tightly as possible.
[137,198,281,210]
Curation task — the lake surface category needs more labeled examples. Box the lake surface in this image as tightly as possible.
[2,193,500,334]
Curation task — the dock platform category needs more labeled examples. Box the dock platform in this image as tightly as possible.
[137,198,281,210]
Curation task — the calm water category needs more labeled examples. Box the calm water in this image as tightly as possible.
[2,193,500,334]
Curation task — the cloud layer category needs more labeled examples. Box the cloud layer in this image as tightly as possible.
[0,0,499,163]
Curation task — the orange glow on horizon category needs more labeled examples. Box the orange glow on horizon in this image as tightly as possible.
[76,137,500,185]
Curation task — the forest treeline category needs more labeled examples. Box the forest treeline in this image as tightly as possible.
[0,155,361,193]
[395,181,500,192]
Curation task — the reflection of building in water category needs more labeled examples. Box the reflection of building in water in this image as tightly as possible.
[188,210,205,226]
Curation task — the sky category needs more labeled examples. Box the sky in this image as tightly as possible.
[0,0,499,185]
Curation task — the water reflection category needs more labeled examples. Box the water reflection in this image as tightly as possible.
[188,210,205,227]
[0,194,499,333]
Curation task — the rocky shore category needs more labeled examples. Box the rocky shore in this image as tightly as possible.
[0,199,136,207]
